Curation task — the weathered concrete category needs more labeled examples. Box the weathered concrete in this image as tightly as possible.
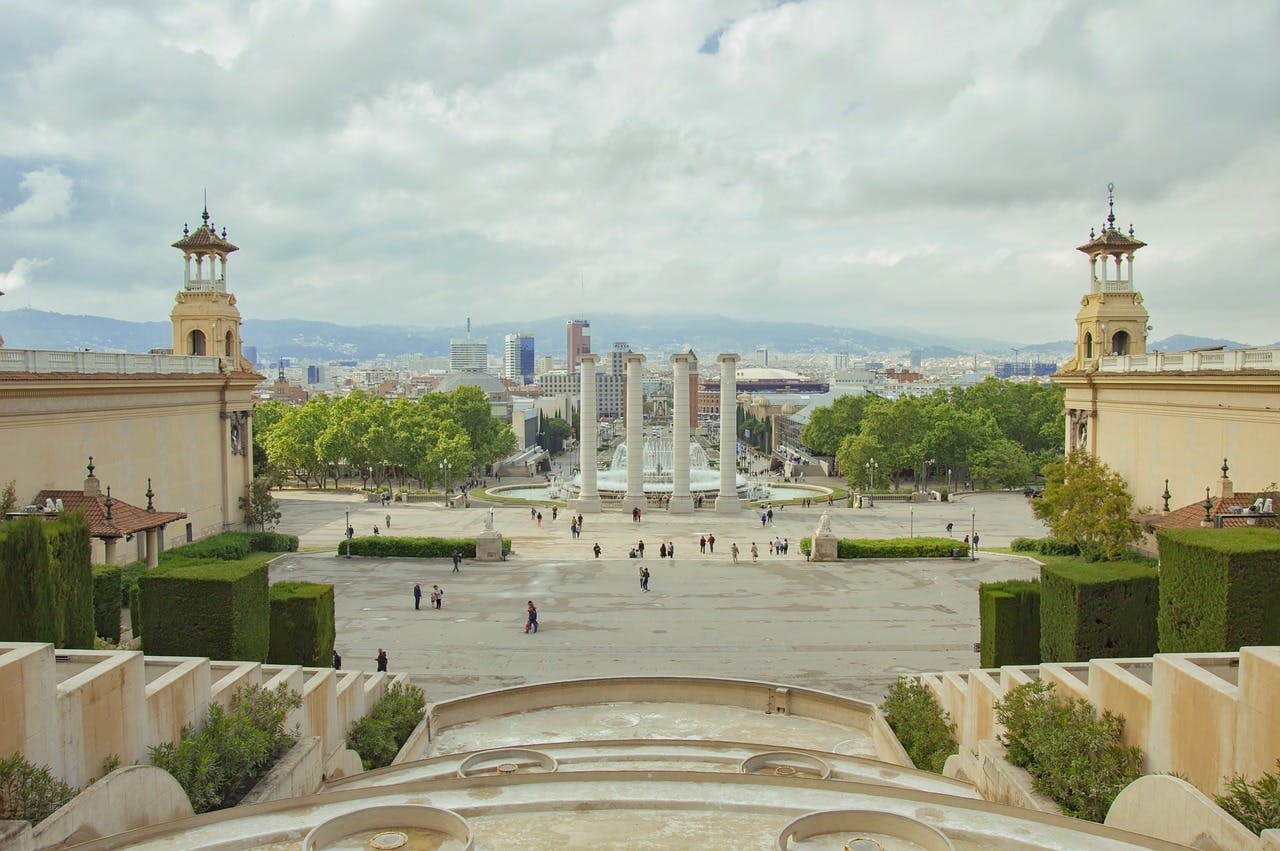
[240,736,323,806]
[30,765,193,848]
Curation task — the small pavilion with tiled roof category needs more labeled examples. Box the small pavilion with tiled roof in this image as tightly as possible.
[1133,460,1278,554]
[34,458,186,567]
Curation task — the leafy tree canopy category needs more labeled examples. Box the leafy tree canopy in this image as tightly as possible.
[1033,452,1141,560]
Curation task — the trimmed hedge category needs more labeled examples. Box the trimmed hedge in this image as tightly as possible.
[347,682,427,770]
[160,530,299,564]
[120,561,146,606]
[837,537,968,559]
[341,536,511,558]
[139,556,271,661]
[92,565,124,643]
[47,513,95,649]
[1011,537,1081,556]
[0,516,58,644]
[1040,560,1158,663]
[880,677,957,773]
[1157,527,1280,653]
[979,579,1041,667]
[268,582,335,666]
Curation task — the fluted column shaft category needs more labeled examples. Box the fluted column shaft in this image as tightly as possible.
[716,353,741,513]
[621,353,646,513]
[669,354,694,513]
[576,354,601,512]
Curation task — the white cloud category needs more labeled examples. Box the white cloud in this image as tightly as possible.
[0,257,50,293]
[1,166,74,225]
[0,0,1276,343]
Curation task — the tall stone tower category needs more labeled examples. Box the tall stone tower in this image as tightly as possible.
[1065,183,1149,371]
[170,203,251,371]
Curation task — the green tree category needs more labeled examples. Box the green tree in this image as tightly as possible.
[859,396,928,491]
[970,438,1036,490]
[541,416,574,452]
[240,477,282,530]
[836,433,885,491]
[444,386,516,468]
[265,396,331,488]
[1033,452,1141,560]
[0,480,16,516]
[801,394,875,456]
[920,402,999,488]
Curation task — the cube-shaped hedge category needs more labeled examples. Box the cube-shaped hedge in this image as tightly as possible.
[268,582,335,666]
[1040,561,1159,663]
[139,557,270,661]
[341,536,509,558]
[0,517,58,645]
[979,579,1041,667]
[835,537,968,559]
[91,565,123,643]
[1157,527,1280,653]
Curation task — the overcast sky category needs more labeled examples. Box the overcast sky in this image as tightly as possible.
[1,0,1277,344]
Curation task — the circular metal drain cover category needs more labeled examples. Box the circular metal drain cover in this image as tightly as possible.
[600,713,640,728]
[370,831,408,849]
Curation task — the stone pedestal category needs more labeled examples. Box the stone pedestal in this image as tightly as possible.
[572,495,601,513]
[475,531,504,562]
[811,534,838,562]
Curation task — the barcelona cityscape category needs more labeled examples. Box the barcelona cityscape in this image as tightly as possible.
[0,1,1278,849]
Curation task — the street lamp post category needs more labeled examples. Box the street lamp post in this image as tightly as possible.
[909,506,914,538]
[866,458,878,493]
[970,507,976,561]
[344,508,351,559]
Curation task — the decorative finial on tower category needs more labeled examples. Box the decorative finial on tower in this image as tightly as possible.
[202,188,210,226]
[145,478,155,512]
[1089,227,1095,239]
[1162,479,1171,513]
[87,456,95,478]
[1203,487,1213,523]
[221,227,227,239]
[1222,458,1230,478]
[183,223,189,236]
[1106,181,1116,228]
[1129,223,1135,237]
[104,486,114,522]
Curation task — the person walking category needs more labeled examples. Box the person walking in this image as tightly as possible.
[593,542,602,558]
[413,582,422,610]
[552,506,558,521]
[760,512,767,527]
[525,601,539,634]
[667,541,674,558]
[782,537,789,555]
[767,508,774,524]
[376,648,388,672]
[637,540,645,558]
[641,566,650,592]
[750,542,759,562]
[699,535,707,554]
[536,511,542,527]
[946,522,954,535]
[972,533,980,554]
[332,649,342,670]
[452,551,462,572]
[730,543,739,563]
[385,513,391,529]
[659,542,667,559]
[373,525,380,536]
[768,540,774,556]
[432,585,443,609]
[707,533,715,553]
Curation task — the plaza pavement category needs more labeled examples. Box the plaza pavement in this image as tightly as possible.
[269,488,1050,705]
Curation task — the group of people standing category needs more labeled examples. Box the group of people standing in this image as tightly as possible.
[412,582,445,610]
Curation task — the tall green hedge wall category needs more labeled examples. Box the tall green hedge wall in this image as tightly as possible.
[92,565,123,643]
[1157,527,1280,653]
[0,517,58,644]
[341,536,509,558]
[979,580,1041,667]
[1040,561,1159,663]
[0,513,94,648]
[139,557,270,661]
[268,582,335,666]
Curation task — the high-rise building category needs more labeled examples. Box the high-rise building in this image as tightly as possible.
[831,352,849,372]
[503,333,535,384]
[450,337,488,372]
[567,319,591,373]
[755,346,769,367]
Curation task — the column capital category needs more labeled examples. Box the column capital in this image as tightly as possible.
[716,353,741,364]
[624,352,646,365]
[578,353,600,366]
[671,352,696,366]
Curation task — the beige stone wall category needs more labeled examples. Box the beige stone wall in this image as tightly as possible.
[1058,371,1280,510]
[144,657,212,750]
[0,643,57,771]
[0,374,257,562]
[56,651,150,787]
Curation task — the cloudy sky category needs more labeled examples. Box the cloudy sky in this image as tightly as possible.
[1,0,1277,344]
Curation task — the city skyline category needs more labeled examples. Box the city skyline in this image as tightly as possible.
[1,1,1278,342]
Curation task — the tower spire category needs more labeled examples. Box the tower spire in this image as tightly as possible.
[202,189,210,226]
[1106,181,1116,228]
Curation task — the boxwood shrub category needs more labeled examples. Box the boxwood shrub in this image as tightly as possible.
[160,530,299,564]
[341,536,511,558]
[979,579,1041,667]
[347,682,427,770]
[880,677,956,773]
[1040,560,1158,663]
[1011,537,1081,556]
[139,555,271,661]
[1157,527,1280,653]
[91,564,124,643]
[268,582,335,666]
[120,561,146,606]
[836,537,968,559]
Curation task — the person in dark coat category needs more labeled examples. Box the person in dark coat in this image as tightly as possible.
[413,582,422,610]
[375,648,388,672]
[332,650,342,670]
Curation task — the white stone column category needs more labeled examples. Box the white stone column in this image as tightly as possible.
[145,528,159,569]
[715,353,741,514]
[669,353,694,514]
[575,354,602,513]
[621,353,646,514]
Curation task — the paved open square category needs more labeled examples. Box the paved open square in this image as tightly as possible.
[270,490,1048,704]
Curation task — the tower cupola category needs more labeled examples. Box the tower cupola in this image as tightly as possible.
[169,200,251,371]
[1067,184,1150,370]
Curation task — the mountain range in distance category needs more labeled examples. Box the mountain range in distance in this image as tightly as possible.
[0,307,1267,366]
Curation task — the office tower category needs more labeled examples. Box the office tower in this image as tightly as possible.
[567,319,591,373]
[450,337,488,372]
[504,332,535,384]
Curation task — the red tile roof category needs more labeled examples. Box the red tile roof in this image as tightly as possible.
[34,490,186,540]
[1136,492,1277,533]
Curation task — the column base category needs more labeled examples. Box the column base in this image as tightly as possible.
[811,534,839,562]
[715,495,742,514]
[667,495,694,514]
[620,495,646,514]
[573,495,602,514]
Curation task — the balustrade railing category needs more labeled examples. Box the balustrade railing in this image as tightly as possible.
[0,348,223,375]
[1098,348,1278,373]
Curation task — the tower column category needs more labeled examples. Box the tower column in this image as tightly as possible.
[669,353,694,514]
[621,353,646,514]
[715,353,741,514]
[576,354,602,513]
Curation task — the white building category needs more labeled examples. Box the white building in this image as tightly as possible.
[450,337,488,372]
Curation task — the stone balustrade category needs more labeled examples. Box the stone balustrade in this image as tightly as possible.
[1098,347,1279,373]
[0,348,223,375]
